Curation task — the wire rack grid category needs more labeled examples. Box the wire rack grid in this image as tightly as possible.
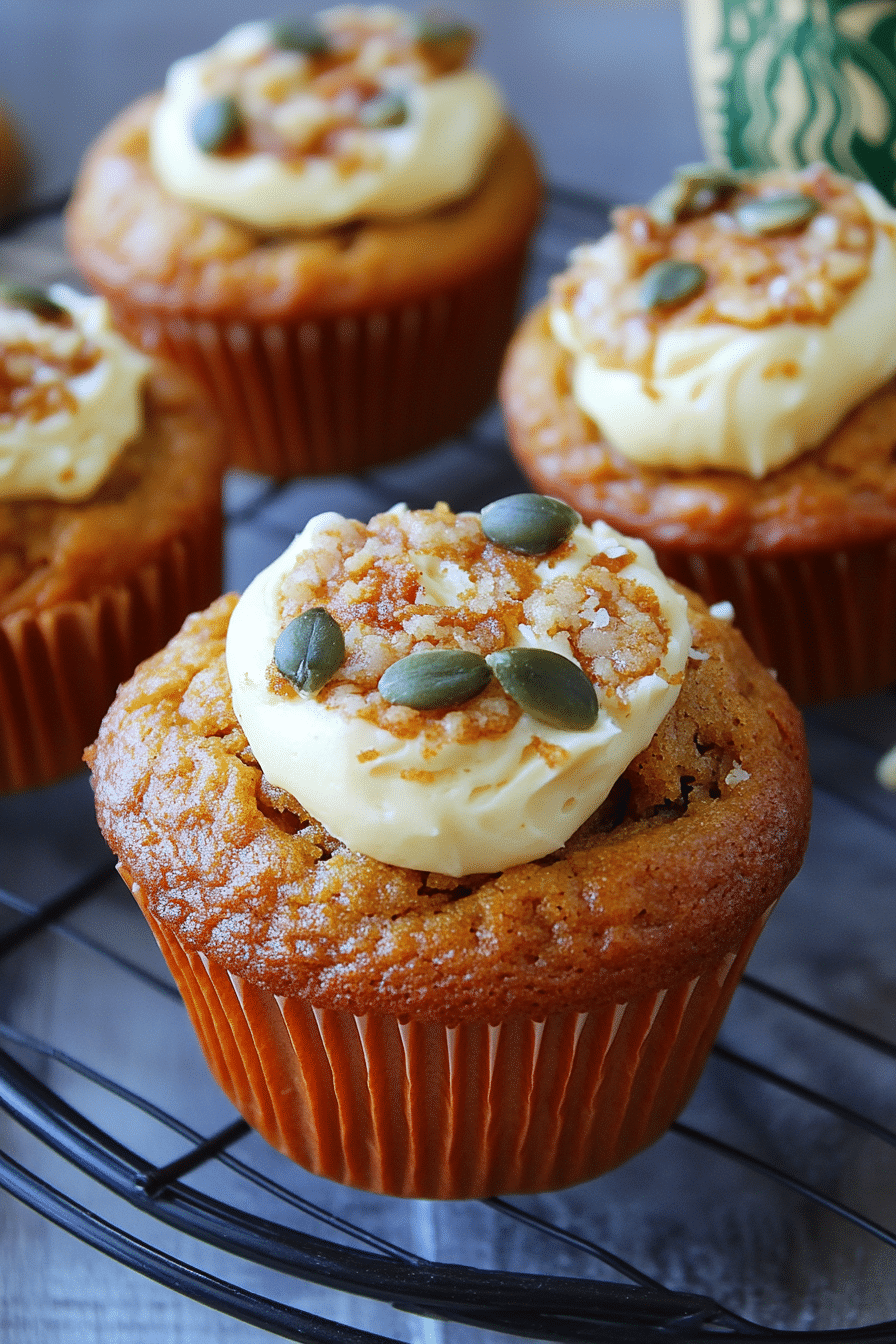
[2,188,896,1343]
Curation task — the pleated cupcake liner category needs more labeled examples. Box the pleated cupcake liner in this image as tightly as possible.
[0,512,222,794]
[129,872,772,1200]
[108,246,531,480]
[653,538,896,704]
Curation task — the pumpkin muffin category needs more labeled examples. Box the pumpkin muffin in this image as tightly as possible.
[0,282,223,793]
[88,497,810,1198]
[66,7,542,478]
[501,163,896,703]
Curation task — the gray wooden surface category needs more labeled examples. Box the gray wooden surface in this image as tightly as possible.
[3,5,896,1344]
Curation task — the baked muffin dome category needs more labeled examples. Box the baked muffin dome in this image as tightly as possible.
[88,499,809,1196]
[90,583,809,1022]
[501,163,896,702]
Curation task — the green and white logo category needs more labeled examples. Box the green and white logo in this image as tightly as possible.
[685,0,896,204]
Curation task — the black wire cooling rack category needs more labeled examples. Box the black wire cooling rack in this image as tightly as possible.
[2,188,896,1343]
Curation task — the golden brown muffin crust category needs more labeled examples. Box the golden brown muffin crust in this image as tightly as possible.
[66,95,543,320]
[89,588,810,1023]
[501,303,896,554]
[0,362,223,617]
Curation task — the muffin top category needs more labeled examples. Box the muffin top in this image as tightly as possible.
[0,283,149,501]
[502,298,896,553]
[150,6,505,230]
[548,164,896,479]
[89,504,810,1023]
[0,295,221,618]
[66,92,540,318]
[226,501,692,875]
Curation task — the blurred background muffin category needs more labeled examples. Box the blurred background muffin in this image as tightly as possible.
[0,282,223,792]
[66,7,542,478]
[501,162,896,703]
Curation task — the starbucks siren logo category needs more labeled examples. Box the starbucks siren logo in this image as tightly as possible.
[685,0,896,205]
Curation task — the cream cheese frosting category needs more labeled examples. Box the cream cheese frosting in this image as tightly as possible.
[150,10,505,230]
[876,743,896,790]
[0,285,150,502]
[226,506,691,876]
[549,177,896,478]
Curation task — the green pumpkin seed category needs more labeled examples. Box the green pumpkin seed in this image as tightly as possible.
[359,92,408,130]
[192,96,243,154]
[274,608,345,696]
[0,282,68,322]
[378,650,491,710]
[415,16,474,46]
[735,193,819,236]
[677,163,742,192]
[486,648,598,731]
[639,259,707,311]
[480,494,581,555]
[269,17,330,55]
[647,179,695,227]
[647,164,741,224]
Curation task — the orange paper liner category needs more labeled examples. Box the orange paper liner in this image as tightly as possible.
[0,512,222,794]
[129,875,772,1199]
[653,537,896,704]
[108,246,530,479]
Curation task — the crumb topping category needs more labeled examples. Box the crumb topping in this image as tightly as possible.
[552,165,876,377]
[191,7,474,169]
[271,503,673,744]
[0,287,152,506]
[0,307,100,426]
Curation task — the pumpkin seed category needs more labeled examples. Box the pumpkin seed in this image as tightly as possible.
[677,162,742,192]
[415,16,474,46]
[414,16,475,71]
[0,282,68,322]
[639,259,707,311]
[274,608,345,696]
[192,96,243,154]
[647,179,694,227]
[735,193,819,236]
[378,650,491,710]
[269,17,330,55]
[480,494,581,555]
[647,164,741,224]
[359,92,408,129]
[486,648,598,731]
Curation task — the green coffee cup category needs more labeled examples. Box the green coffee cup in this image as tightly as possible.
[684,0,896,205]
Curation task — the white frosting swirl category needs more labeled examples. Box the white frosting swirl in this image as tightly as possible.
[226,510,691,876]
[150,13,505,230]
[0,286,150,502]
[550,183,896,478]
